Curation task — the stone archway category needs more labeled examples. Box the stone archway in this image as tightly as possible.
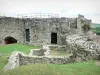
[4,36,17,44]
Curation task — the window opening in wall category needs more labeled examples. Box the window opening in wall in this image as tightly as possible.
[26,29,30,42]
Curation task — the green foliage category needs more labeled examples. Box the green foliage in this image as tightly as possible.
[82,24,91,32]
[92,27,100,35]
[81,19,84,23]
[0,60,100,75]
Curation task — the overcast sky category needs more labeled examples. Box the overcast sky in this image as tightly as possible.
[0,0,100,23]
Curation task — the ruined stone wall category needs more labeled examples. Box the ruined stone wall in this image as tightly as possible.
[0,15,91,45]
[69,18,77,28]
[18,54,75,66]
[24,18,70,45]
[77,14,91,34]
[4,51,75,71]
[0,17,25,44]
[66,34,100,61]
[68,18,79,34]
[0,17,70,45]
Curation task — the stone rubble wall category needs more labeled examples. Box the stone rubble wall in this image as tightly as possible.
[29,49,45,56]
[4,51,75,71]
[0,17,25,44]
[3,51,25,71]
[18,53,75,66]
[42,45,51,56]
[66,34,100,62]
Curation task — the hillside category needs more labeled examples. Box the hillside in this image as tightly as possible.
[91,23,100,35]
[91,23,100,28]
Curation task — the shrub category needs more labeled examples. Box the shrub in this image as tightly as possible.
[82,24,91,32]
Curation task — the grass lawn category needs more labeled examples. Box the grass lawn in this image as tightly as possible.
[0,60,100,75]
[0,44,40,71]
[0,44,40,56]
[0,57,8,71]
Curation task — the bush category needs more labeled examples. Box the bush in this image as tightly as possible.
[82,24,91,32]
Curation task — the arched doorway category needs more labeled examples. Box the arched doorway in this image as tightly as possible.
[4,36,17,44]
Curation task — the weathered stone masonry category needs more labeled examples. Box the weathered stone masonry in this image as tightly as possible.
[3,51,75,71]
[0,14,91,45]
[66,34,100,61]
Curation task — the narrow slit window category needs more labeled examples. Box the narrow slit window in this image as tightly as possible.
[26,29,30,42]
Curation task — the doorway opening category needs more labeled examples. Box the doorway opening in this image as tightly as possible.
[51,33,57,44]
[4,36,17,44]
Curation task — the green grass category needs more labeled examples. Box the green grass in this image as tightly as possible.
[0,43,40,71]
[0,57,8,71]
[0,44,100,75]
[0,60,100,75]
[0,44,40,56]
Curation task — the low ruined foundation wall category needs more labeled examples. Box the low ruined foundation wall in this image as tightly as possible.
[4,51,75,71]
[29,49,45,56]
[19,53,75,66]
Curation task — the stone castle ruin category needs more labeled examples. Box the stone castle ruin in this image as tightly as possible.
[0,14,91,45]
[1,13,99,71]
